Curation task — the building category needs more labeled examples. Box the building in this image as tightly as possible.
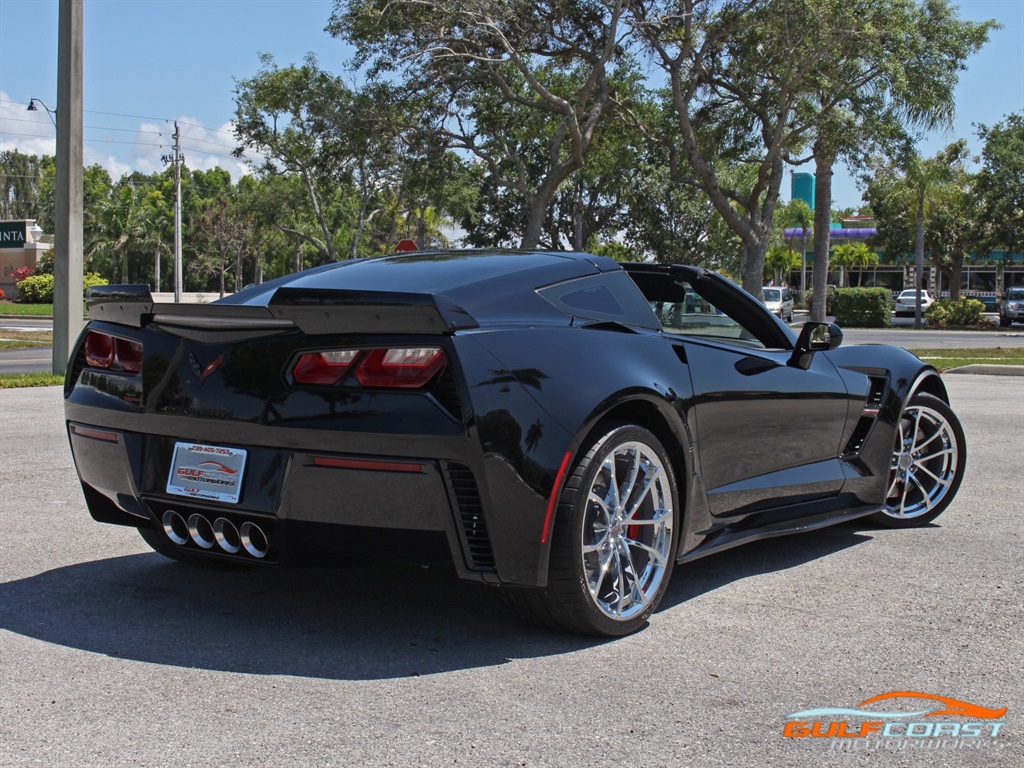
[0,220,52,300]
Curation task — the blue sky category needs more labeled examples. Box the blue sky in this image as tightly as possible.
[1,0,1022,213]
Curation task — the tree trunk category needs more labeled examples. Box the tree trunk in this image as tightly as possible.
[810,151,835,322]
[154,248,161,292]
[914,202,925,330]
[740,235,767,298]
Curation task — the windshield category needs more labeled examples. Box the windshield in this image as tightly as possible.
[1007,288,1024,300]
[763,289,782,301]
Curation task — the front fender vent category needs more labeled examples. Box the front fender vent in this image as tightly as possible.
[444,462,495,572]
[842,375,890,457]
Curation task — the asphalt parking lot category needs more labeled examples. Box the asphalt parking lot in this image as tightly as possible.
[0,377,1021,768]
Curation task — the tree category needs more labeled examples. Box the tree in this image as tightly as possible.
[765,245,799,286]
[798,0,994,321]
[830,241,878,287]
[975,113,1024,262]
[865,142,967,327]
[331,0,629,249]
[233,55,354,263]
[89,181,161,284]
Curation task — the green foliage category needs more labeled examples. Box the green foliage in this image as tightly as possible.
[807,285,839,315]
[925,297,986,327]
[975,113,1024,259]
[16,273,106,303]
[0,373,66,389]
[585,239,645,263]
[16,274,54,303]
[831,242,879,286]
[832,288,893,327]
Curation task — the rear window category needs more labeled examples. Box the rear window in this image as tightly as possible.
[538,272,661,330]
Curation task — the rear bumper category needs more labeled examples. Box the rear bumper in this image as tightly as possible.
[66,413,502,583]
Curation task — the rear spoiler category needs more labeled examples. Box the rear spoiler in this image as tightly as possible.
[86,285,479,335]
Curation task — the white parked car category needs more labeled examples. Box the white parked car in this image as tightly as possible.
[894,289,935,317]
[761,286,794,322]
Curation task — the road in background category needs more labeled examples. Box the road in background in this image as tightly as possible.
[0,377,1020,767]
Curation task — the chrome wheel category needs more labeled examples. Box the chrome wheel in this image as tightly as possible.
[581,438,674,622]
[876,393,965,526]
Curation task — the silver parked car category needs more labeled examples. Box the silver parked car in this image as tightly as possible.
[761,286,794,322]
[999,286,1024,327]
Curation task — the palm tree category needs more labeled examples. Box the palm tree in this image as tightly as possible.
[881,144,964,328]
[89,183,162,284]
[830,242,880,287]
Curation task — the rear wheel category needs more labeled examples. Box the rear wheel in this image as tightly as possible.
[870,393,966,528]
[501,425,679,636]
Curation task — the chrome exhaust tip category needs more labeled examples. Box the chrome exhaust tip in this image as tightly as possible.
[162,510,189,546]
[240,522,269,559]
[213,517,241,554]
[187,513,216,549]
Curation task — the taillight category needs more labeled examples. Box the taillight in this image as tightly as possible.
[84,332,114,368]
[84,331,142,372]
[356,348,446,388]
[292,350,359,385]
[290,347,446,388]
[115,338,143,372]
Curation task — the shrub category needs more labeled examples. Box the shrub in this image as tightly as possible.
[16,274,54,303]
[806,285,839,315]
[11,266,34,284]
[832,287,894,328]
[15,273,107,303]
[926,297,986,327]
[0,288,6,300]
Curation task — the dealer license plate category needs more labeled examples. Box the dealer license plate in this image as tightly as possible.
[166,442,247,504]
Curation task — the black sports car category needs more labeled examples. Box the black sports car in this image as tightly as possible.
[65,250,966,636]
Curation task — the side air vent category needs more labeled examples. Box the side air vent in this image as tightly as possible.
[841,376,889,457]
[444,462,496,572]
[842,416,875,458]
[864,376,887,414]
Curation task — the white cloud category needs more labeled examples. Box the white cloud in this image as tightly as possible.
[1,92,262,183]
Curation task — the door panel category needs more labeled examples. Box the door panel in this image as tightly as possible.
[683,341,852,517]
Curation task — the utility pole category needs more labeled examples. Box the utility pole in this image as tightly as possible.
[162,122,184,302]
[52,0,84,375]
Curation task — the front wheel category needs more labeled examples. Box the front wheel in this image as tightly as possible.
[501,425,679,636]
[870,393,966,528]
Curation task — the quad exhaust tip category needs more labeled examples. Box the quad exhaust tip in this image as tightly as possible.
[162,509,269,559]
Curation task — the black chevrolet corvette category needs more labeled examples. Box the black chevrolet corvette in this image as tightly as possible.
[65,250,966,636]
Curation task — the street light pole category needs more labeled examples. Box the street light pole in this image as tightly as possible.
[52,0,84,375]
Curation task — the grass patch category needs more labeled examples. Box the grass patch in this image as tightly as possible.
[0,372,65,388]
[909,347,1024,370]
[0,303,54,316]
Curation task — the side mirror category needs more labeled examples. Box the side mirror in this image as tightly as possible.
[789,321,842,370]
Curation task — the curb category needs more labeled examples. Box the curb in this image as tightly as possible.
[945,364,1024,377]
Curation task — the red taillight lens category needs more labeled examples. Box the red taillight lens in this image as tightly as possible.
[292,349,359,385]
[115,338,143,372]
[84,331,143,372]
[84,332,115,368]
[355,347,446,388]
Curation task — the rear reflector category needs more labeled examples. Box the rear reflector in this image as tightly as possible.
[355,347,446,388]
[312,456,423,473]
[292,349,359,385]
[70,424,119,443]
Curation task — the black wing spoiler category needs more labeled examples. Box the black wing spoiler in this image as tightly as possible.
[86,285,479,335]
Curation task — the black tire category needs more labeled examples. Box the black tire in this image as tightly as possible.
[501,425,679,636]
[1000,315,1011,328]
[869,393,966,528]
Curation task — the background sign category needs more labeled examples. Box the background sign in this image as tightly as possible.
[0,221,27,249]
